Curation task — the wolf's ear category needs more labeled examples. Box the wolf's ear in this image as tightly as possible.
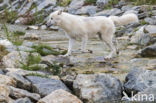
[58,10,63,15]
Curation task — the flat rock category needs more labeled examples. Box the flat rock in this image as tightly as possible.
[9,86,40,101]
[26,76,70,97]
[73,73,123,103]
[37,89,82,103]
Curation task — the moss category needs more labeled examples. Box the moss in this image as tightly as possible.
[48,63,63,75]
[57,0,72,6]
[131,0,156,5]
[32,44,67,56]
[0,0,3,3]
[13,31,25,36]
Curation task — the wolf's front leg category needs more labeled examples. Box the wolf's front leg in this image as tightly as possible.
[81,35,88,53]
[62,38,74,57]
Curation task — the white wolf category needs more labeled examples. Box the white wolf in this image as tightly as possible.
[48,10,138,58]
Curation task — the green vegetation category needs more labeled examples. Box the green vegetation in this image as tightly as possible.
[57,0,72,6]
[48,62,63,75]
[131,0,156,5]
[0,45,8,61]
[140,20,147,25]
[3,24,24,46]
[27,73,49,78]
[0,9,18,23]
[32,44,67,56]
[85,0,97,5]
[20,53,42,71]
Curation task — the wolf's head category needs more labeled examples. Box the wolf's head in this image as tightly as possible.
[47,10,63,27]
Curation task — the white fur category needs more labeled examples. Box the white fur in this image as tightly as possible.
[109,13,139,26]
[48,11,138,58]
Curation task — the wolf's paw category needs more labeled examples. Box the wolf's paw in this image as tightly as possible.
[59,53,71,57]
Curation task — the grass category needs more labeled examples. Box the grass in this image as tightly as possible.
[131,0,156,5]
[3,24,24,46]
[0,45,8,61]
[0,9,18,23]
[57,0,72,6]
[27,73,49,78]
[140,20,147,25]
[32,44,67,56]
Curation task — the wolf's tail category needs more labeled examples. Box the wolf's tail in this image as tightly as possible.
[109,13,139,26]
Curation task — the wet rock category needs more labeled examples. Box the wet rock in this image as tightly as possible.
[26,76,70,97]
[96,0,110,9]
[14,97,32,103]
[41,55,70,66]
[0,85,10,103]
[38,89,82,103]
[24,32,40,40]
[6,72,31,90]
[124,68,156,95]
[73,74,123,103]
[9,86,40,101]
[0,74,16,86]
[138,43,156,57]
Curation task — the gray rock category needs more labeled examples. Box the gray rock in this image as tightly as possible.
[75,6,97,16]
[9,86,40,101]
[121,5,133,12]
[6,72,31,90]
[0,69,4,75]
[41,55,70,66]
[94,8,122,16]
[144,17,156,25]
[96,0,110,9]
[17,46,34,52]
[73,74,123,103]
[22,41,35,47]
[14,97,32,103]
[138,43,156,57]
[24,33,40,40]
[144,25,156,34]
[124,68,156,95]
[26,76,70,97]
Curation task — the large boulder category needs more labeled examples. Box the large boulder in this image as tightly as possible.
[124,68,156,95]
[26,76,70,97]
[38,89,82,103]
[73,74,123,103]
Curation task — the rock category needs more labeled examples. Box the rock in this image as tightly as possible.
[26,76,70,97]
[2,51,39,68]
[74,6,97,16]
[69,0,85,9]
[9,86,40,101]
[73,74,123,103]
[22,41,35,47]
[96,0,110,9]
[124,68,156,95]
[0,85,10,103]
[6,72,31,90]
[40,25,47,30]
[138,43,156,57]
[144,25,156,34]
[0,39,13,48]
[26,26,39,30]
[94,8,122,16]
[0,74,16,86]
[6,68,47,76]
[38,89,82,103]
[14,97,32,103]
[41,55,70,66]
[0,69,5,74]
[121,5,133,12]
[24,32,40,40]
[17,46,34,52]
[15,17,34,25]
[130,26,155,46]
[144,17,156,25]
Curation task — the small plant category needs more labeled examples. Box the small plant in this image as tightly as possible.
[32,44,67,56]
[0,45,8,61]
[85,0,97,5]
[58,0,72,6]
[131,0,156,5]
[140,20,147,25]
[21,53,42,71]
[48,62,63,75]
[3,24,24,46]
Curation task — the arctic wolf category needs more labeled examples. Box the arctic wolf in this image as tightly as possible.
[48,10,138,58]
